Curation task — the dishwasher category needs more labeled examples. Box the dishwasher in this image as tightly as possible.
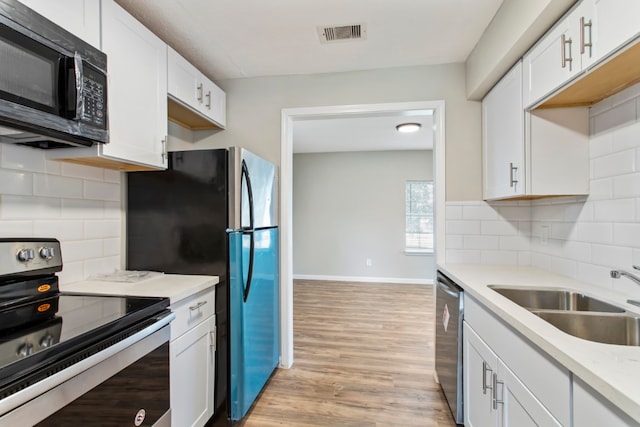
[435,270,464,425]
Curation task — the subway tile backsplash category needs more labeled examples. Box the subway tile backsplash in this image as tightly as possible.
[446,82,640,298]
[0,144,122,284]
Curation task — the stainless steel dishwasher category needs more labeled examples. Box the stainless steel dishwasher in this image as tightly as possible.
[435,270,464,425]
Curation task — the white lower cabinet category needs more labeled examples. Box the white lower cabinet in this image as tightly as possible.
[573,377,640,427]
[464,323,561,427]
[169,288,216,427]
[464,295,570,427]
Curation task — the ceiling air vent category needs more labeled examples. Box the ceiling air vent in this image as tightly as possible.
[318,24,366,44]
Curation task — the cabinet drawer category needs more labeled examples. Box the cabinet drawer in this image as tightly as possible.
[170,287,215,341]
[465,294,570,426]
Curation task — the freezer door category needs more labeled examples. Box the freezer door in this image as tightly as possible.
[229,147,278,230]
[228,228,279,421]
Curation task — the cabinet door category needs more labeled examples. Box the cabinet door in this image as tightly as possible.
[523,6,583,108]
[168,46,201,111]
[592,0,640,63]
[101,0,168,169]
[201,77,226,128]
[482,61,524,200]
[171,316,216,427]
[497,359,561,427]
[573,377,640,427]
[18,0,100,48]
[464,322,498,427]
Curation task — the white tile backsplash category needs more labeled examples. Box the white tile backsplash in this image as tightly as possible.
[0,144,122,282]
[446,82,640,298]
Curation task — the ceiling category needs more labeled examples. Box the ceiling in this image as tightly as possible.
[115,0,502,152]
[115,0,503,81]
[293,112,434,154]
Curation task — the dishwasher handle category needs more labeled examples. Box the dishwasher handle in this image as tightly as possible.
[437,279,460,299]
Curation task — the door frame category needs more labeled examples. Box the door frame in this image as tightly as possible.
[279,100,446,368]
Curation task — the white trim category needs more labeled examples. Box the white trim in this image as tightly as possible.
[404,249,434,256]
[281,100,446,370]
[293,274,433,285]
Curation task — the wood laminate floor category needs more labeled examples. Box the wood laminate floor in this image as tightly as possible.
[237,279,457,427]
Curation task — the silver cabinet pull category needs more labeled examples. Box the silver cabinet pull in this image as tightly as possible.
[509,163,518,188]
[189,301,208,311]
[492,372,504,409]
[210,326,217,350]
[197,83,203,102]
[161,137,167,163]
[205,91,212,109]
[482,361,493,395]
[561,34,573,69]
[580,17,593,56]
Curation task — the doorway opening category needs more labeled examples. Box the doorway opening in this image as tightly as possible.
[280,101,446,368]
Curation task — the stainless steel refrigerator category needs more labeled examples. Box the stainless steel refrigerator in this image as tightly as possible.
[126,147,279,424]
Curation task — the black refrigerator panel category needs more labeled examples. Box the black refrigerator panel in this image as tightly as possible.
[126,149,228,276]
[126,148,230,421]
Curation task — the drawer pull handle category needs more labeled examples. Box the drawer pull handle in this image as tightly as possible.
[492,372,504,409]
[482,361,493,394]
[189,301,208,311]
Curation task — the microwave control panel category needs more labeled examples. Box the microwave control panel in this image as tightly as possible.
[80,63,107,130]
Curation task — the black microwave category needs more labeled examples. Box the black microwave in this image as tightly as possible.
[0,0,107,148]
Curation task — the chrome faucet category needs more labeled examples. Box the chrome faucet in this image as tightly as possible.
[610,266,640,286]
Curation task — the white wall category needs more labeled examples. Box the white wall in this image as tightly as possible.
[445,83,640,299]
[0,144,122,284]
[168,63,482,201]
[293,150,434,284]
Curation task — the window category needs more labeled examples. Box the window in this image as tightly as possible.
[405,180,434,252]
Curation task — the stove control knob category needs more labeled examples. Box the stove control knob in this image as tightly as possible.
[17,248,35,263]
[17,343,34,357]
[39,247,54,260]
[40,334,54,348]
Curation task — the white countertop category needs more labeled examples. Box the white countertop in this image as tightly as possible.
[439,263,640,422]
[61,273,219,305]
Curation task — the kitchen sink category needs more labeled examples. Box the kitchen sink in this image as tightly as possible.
[533,312,640,346]
[488,286,625,313]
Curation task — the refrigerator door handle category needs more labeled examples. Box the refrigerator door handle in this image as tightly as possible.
[242,230,255,302]
[241,159,255,231]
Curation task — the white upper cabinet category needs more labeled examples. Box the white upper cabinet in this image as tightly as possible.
[18,0,100,48]
[483,61,524,200]
[100,0,168,169]
[523,1,592,108]
[591,0,640,62]
[167,47,226,130]
[48,0,168,170]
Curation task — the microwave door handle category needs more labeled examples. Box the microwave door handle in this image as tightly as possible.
[67,52,84,120]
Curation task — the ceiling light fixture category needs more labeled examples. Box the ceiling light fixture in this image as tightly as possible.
[396,123,421,133]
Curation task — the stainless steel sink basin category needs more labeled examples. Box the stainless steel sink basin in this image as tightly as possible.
[534,312,640,346]
[489,286,625,313]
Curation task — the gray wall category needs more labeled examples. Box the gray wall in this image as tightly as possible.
[292,150,434,283]
[168,63,482,201]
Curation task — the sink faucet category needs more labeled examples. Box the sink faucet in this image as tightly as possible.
[610,266,640,286]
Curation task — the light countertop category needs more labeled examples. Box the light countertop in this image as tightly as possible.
[61,273,219,305]
[438,263,640,422]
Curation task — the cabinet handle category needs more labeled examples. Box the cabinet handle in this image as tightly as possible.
[509,163,518,188]
[205,91,211,109]
[210,326,217,351]
[197,83,203,102]
[189,301,208,311]
[161,137,167,163]
[482,361,493,395]
[561,34,573,70]
[492,373,504,410]
[580,17,592,56]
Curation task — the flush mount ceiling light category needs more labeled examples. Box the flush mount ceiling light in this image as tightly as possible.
[396,123,421,133]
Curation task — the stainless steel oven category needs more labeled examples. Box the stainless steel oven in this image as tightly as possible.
[0,239,174,426]
[435,270,464,425]
[0,0,108,148]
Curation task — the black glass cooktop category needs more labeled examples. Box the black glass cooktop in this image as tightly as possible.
[0,292,170,399]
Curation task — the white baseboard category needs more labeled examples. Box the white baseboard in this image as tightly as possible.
[292,274,433,285]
